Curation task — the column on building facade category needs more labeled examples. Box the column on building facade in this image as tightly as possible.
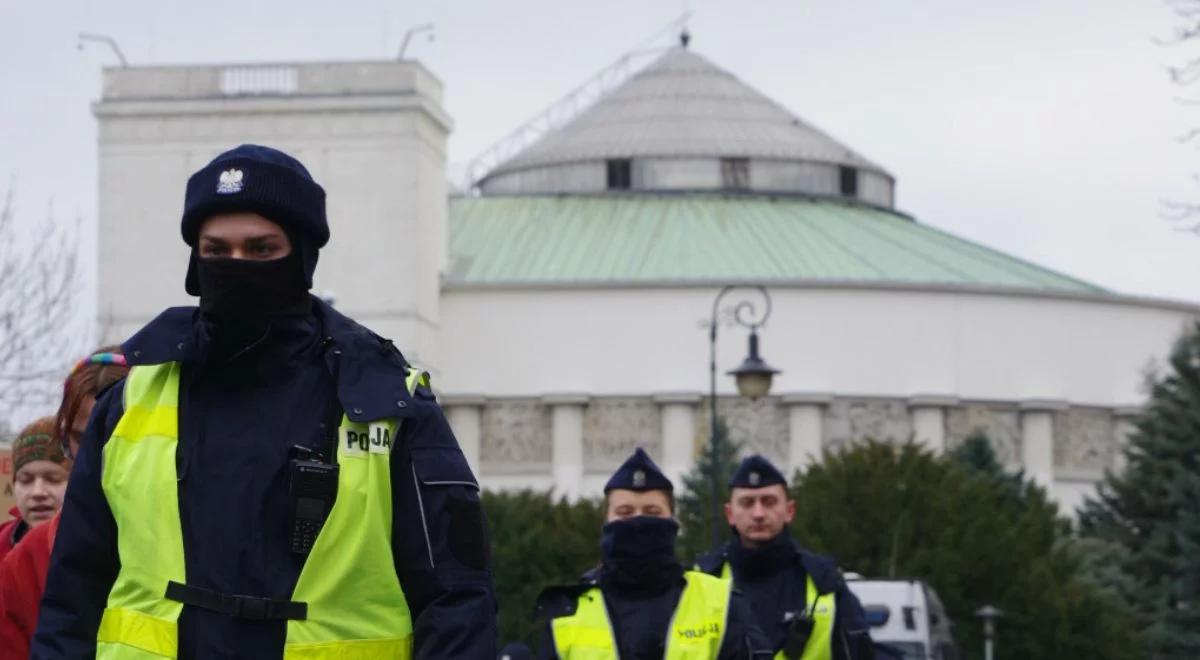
[654,393,701,490]
[1019,399,1067,489]
[783,393,832,475]
[907,395,957,455]
[1112,405,1142,475]
[545,394,589,501]
[443,395,485,477]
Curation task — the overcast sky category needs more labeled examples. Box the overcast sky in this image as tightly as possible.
[2,0,1199,311]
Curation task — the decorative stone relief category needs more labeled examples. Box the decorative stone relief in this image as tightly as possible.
[480,400,551,468]
[583,398,661,469]
[1054,407,1116,474]
[823,398,912,453]
[944,404,1022,467]
[694,397,788,464]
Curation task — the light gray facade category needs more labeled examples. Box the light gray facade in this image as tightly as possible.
[446,393,1133,516]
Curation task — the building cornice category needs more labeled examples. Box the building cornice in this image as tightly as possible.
[441,277,1200,316]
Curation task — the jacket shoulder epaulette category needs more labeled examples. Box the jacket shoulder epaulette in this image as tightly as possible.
[794,544,846,594]
[693,549,727,575]
[534,583,595,620]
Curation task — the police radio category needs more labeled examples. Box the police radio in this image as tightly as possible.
[781,609,816,660]
[288,445,339,555]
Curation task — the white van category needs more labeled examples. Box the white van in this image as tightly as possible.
[844,576,959,660]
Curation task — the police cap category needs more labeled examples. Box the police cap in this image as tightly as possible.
[728,454,787,489]
[604,448,673,494]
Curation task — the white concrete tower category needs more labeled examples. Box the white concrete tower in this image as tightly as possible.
[94,61,452,370]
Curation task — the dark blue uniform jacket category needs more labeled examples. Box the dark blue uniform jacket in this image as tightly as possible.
[535,566,771,659]
[696,538,874,660]
[33,298,497,658]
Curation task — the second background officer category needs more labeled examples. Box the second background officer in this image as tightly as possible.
[696,455,874,660]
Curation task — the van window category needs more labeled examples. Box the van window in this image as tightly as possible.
[924,586,950,629]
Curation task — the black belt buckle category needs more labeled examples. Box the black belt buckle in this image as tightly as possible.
[165,581,307,621]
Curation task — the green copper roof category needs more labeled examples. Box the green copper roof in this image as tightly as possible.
[446,195,1103,293]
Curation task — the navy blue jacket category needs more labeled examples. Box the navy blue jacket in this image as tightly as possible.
[695,538,874,660]
[535,566,771,659]
[34,298,497,658]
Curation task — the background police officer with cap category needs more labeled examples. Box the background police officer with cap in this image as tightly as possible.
[35,144,497,658]
[695,455,874,660]
[536,448,770,659]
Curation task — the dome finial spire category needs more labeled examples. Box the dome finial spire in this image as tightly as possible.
[680,28,691,48]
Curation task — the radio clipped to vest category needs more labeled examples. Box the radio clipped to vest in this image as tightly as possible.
[289,445,338,555]
[781,608,816,659]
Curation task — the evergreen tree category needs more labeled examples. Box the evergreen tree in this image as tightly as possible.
[482,490,606,647]
[676,416,740,561]
[952,430,1013,482]
[1078,320,1200,658]
[789,441,1142,659]
[951,430,1040,515]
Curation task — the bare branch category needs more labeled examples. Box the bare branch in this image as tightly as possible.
[0,177,89,428]
[1166,57,1200,85]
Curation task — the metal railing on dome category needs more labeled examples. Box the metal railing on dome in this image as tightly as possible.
[463,12,693,192]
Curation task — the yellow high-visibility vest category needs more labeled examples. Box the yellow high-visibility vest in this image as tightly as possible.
[551,570,732,659]
[95,362,426,659]
[719,562,835,660]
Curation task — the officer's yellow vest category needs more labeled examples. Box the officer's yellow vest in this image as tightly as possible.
[551,570,731,659]
[720,562,835,660]
[95,362,422,659]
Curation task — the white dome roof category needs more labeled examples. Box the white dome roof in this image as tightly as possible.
[481,47,889,181]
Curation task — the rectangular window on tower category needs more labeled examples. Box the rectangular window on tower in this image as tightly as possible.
[721,158,751,190]
[607,159,632,190]
[839,166,858,197]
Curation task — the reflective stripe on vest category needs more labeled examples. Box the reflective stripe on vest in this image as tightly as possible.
[551,571,731,660]
[719,561,835,660]
[97,362,420,659]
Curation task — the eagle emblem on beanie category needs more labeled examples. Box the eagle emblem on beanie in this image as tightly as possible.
[216,168,245,194]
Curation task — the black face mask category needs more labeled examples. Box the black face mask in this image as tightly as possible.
[600,516,682,591]
[197,251,311,346]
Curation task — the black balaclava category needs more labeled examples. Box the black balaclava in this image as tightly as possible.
[195,243,309,326]
[600,516,683,592]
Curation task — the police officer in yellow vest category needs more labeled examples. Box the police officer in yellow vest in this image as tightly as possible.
[694,456,873,660]
[34,145,497,658]
[536,448,771,659]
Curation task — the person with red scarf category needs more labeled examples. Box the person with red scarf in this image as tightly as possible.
[0,352,127,659]
[0,418,66,565]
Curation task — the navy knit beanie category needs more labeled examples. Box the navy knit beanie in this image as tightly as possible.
[181,145,327,295]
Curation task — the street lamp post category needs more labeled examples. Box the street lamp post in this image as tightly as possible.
[708,285,780,548]
[975,605,1004,660]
